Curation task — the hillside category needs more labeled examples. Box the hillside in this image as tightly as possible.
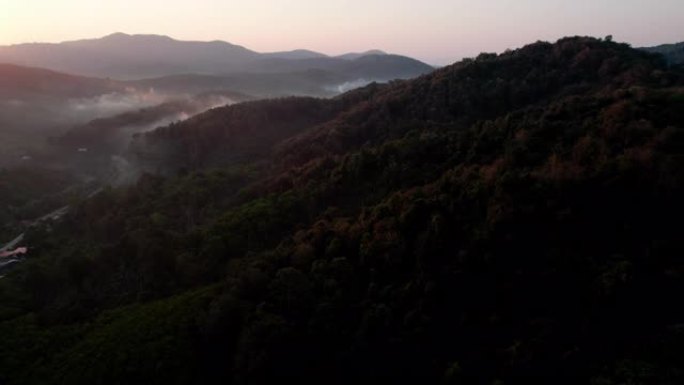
[55,91,253,152]
[336,50,388,60]
[0,37,683,385]
[39,93,249,179]
[0,63,124,100]
[130,96,341,174]
[643,42,684,65]
[131,70,355,98]
[134,37,676,172]
[0,64,131,165]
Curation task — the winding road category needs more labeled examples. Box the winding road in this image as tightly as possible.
[0,188,104,276]
[0,205,72,277]
[0,234,24,253]
[0,171,110,277]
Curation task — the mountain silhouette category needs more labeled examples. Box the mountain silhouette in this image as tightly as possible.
[0,33,432,80]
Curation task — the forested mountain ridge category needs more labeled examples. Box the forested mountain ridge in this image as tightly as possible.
[54,91,253,156]
[128,55,432,98]
[0,64,136,166]
[0,168,76,241]
[642,41,684,65]
[130,96,343,174]
[1,37,684,385]
[0,63,124,100]
[134,36,676,171]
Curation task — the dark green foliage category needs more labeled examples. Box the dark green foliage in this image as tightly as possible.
[1,37,684,384]
[0,286,219,385]
[130,96,345,173]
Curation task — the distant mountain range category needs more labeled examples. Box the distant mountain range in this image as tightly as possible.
[0,33,432,80]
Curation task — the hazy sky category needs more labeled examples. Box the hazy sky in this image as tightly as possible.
[1,0,682,64]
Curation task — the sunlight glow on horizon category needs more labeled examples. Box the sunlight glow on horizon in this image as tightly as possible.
[0,0,682,65]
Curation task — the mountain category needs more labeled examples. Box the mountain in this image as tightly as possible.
[129,70,350,98]
[0,33,260,79]
[263,49,329,60]
[264,49,389,61]
[130,54,434,98]
[0,63,253,170]
[642,42,684,65]
[130,97,340,174]
[0,33,433,81]
[1,37,684,385]
[0,63,123,100]
[338,54,434,79]
[133,37,677,172]
[336,49,387,60]
[244,54,432,77]
[47,91,254,179]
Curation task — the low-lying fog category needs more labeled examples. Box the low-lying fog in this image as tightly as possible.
[0,88,241,170]
[65,90,165,120]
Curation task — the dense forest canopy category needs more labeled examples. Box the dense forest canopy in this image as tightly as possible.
[1,37,683,384]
